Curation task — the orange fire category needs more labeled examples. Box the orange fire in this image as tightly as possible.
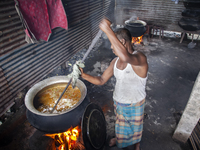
[45,126,81,150]
[132,35,143,45]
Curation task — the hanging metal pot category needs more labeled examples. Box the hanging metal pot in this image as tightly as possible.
[25,76,89,133]
[125,20,147,37]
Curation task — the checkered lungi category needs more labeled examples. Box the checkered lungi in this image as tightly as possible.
[114,99,145,148]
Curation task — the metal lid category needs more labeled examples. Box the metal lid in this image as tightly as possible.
[82,103,106,150]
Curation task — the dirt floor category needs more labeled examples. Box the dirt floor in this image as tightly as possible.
[0,33,200,150]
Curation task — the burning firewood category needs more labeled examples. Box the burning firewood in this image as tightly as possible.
[74,141,85,150]
[45,126,82,150]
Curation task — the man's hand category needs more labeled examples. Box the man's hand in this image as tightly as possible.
[99,18,112,33]
[79,67,84,76]
[67,61,85,88]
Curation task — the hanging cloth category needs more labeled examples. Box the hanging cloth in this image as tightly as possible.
[14,0,68,43]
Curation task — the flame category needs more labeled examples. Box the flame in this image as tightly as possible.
[45,126,81,150]
[132,35,143,45]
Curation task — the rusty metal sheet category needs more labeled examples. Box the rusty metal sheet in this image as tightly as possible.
[0,0,113,116]
[0,0,26,57]
[0,66,14,115]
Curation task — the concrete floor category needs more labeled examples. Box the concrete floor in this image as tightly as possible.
[0,34,200,150]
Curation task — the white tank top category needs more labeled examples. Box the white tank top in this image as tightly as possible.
[113,55,147,104]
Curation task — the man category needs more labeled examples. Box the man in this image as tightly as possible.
[80,19,148,150]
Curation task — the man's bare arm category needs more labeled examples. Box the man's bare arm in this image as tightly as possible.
[99,19,147,66]
[80,58,116,85]
[99,20,131,62]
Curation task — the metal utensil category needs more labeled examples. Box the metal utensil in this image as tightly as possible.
[50,78,72,113]
[50,29,103,113]
[188,34,200,49]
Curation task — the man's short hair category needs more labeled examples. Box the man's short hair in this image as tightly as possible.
[114,28,132,42]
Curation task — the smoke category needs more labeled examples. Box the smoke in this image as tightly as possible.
[129,14,138,21]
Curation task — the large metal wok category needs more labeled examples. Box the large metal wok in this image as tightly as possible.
[125,20,147,37]
[25,76,89,133]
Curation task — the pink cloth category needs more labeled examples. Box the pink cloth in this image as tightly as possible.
[16,0,68,41]
[47,0,68,30]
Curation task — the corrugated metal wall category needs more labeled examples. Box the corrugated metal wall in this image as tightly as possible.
[0,0,114,116]
[115,0,185,31]
[0,0,26,57]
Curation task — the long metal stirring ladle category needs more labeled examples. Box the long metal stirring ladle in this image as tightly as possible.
[50,30,103,113]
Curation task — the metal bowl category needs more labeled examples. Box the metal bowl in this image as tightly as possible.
[25,76,89,133]
[125,20,147,37]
